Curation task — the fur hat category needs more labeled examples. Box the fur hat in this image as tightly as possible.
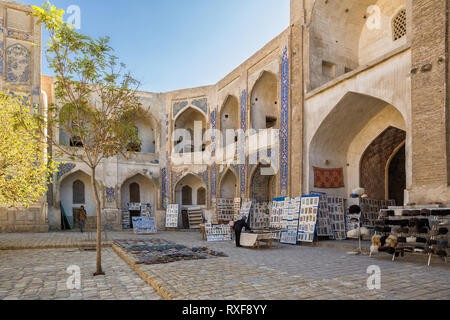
[398,227,409,234]
[386,235,398,248]
[439,228,449,235]
[394,210,403,217]
[347,229,360,238]
[416,237,427,243]
[375,220,385,227]
[418,219,430,228]
[409,218,419,227]
[406,236,417,243]
[420,209,432,217]
[372,234,382,246]
[433,209,450,217]
[375,226,391,233]
[397,237,406,243]
[360,227,370,237]
[349,205,361,214]
[418,227,429,234]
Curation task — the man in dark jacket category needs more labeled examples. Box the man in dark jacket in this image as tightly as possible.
[234,217,251,248]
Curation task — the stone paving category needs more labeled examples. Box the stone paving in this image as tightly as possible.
[113,232,450,300]
[0,248,162,300]
[0,231,449,300]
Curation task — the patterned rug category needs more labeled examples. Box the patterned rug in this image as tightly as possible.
[313,167,345,189]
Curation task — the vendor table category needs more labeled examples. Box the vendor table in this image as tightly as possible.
[240,231,274,249]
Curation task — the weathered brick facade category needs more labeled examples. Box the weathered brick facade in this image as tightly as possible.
[410,0,450,203]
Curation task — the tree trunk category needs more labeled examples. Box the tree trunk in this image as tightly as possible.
[90,166,104,276]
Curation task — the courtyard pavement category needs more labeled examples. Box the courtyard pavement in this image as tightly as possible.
[0,231,449,300]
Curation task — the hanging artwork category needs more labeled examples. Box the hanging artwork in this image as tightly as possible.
[313,167,345,189]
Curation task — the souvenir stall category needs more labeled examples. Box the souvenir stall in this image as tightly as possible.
[202,198,241,242]
[121,202,152,230]
[370,208,449,266]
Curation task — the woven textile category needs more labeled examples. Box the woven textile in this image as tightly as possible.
[313,167,344,189]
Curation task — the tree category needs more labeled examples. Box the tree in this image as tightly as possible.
[31,2,141,276]
[0,92,56,207]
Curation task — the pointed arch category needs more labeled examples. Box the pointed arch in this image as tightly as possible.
[249,70,279,130]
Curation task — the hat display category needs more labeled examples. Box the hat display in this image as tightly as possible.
[397,237,406,243]
[406,236,416,243]
[420,209,431,217]
[372,234,382,246]
[439,228,448,235]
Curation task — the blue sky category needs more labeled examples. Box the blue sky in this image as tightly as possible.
[21,0,290,92]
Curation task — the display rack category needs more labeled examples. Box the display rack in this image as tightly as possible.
[328,196,346,240]
[371,208,449,266]
[280,197,301,245]
[165,204,179,228]
[233,198,242,221]
[270,198,286,240]
[359,198,395,227]
[239,201,252,221]
[216,198,235,222]
[311,192,333,238]
[187,207,203,229]
[298,195,320,243]
[205,223,233,242]
[249,202,270,229]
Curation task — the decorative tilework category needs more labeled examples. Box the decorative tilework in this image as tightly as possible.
[173,101,189,119]
[173,98,208,120]
[56,163,76,181]
[6,43,31,84]
[192,98,208,114]
[161,168,168,208]
[105,187,115,203]
[240,90,247,195]
[211,164,217,198]
[211,109,217,153]
[280,46,289,197]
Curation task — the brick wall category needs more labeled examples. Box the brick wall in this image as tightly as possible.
[411,0,448,188]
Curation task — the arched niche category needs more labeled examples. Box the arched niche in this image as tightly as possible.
[219,95,239,147]
[219,169,238,199]
[250,71,279,130]
[173,107,207,153]
[174,174,206,207]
